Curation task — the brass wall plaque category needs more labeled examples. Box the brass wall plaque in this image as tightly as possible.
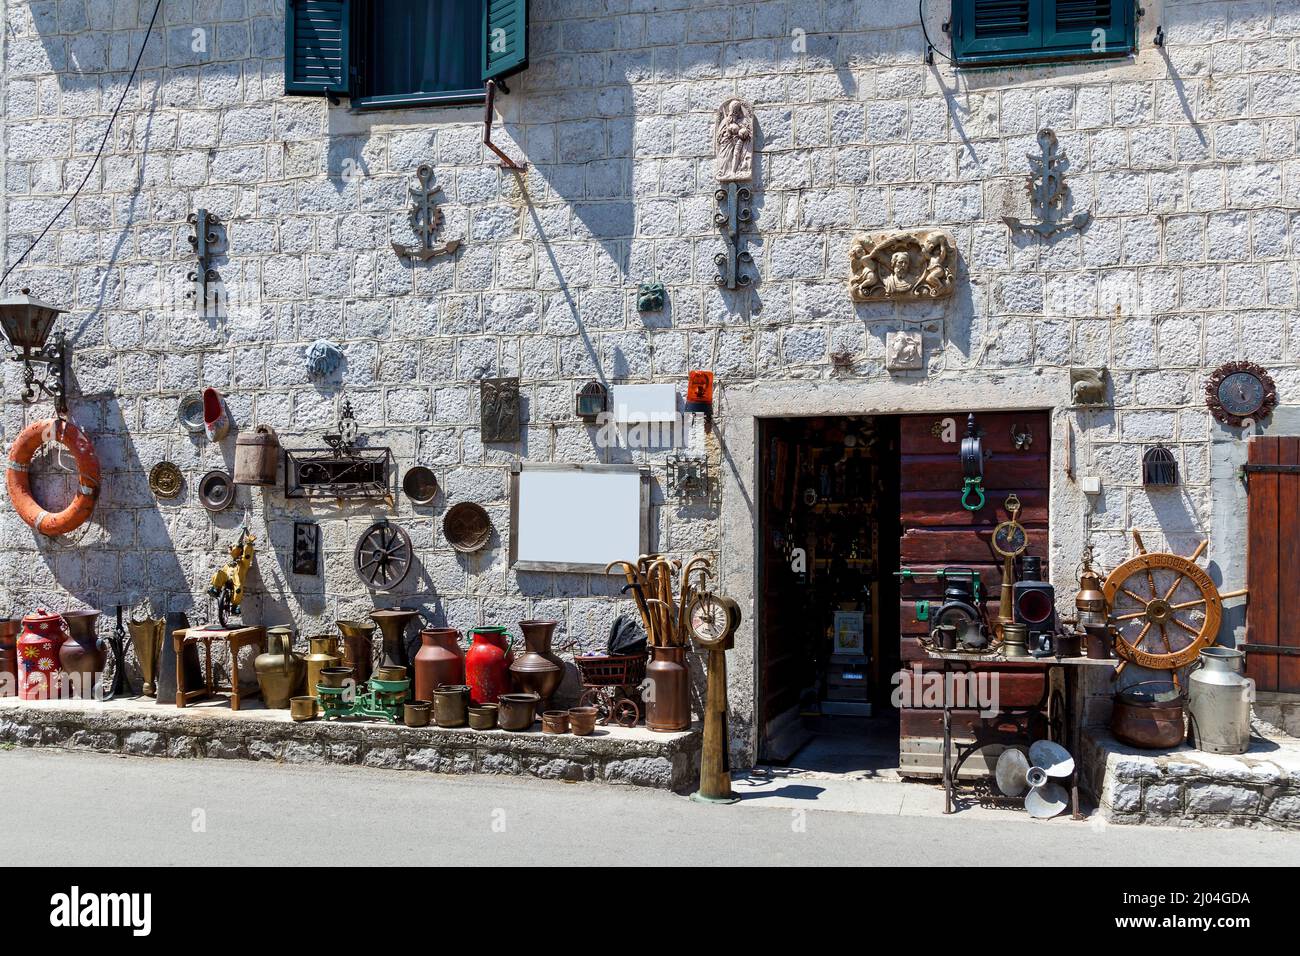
[481,377,520,443]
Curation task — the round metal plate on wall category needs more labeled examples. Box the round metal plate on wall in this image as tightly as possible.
[149,461,183,499]
[443,502,492,553]
[354,521,413,591]
[178,395,205,434]
[402,466,439,506]
[197,470,235,512]
[1205,360,1277,428]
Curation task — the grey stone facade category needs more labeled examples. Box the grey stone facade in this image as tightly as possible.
[2,0,1298,768]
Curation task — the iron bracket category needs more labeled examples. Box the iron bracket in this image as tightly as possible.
[186,208,223,315]
[8,330,69,415]
[1239,643,1300,657]
[713,182,754,290]
[483,80,526,172]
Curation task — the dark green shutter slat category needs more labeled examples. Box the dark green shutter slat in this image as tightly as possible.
[973,0,1031,37]
[285,0,352,96]
[482,0,529,82]
[1055,0,1111,29]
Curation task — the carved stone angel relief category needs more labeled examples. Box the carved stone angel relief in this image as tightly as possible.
[713,98,755,182]
[848,230,956,302]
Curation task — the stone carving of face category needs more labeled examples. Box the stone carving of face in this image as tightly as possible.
[891,251,910,278]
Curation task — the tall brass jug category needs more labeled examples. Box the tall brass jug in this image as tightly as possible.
[128,617,165,698]
[305,635,342,700]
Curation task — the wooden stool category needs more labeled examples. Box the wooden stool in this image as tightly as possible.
[172,626,266,710]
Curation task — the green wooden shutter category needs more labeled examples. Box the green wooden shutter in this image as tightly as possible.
[285,0,353,96]
[1045,0,1132,56]
[482,0,529,82]
[951,0,1133,65]
[952,0,1040,62]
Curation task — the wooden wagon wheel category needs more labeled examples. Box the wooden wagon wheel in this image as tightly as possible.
[1102,532,1242,674]
[354,520,413,591]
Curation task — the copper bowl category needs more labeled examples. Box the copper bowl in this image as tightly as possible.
[497,693,540,731]
[375,665,407,682]
[468,704,498,730]
[1111,681,1186,749]
[542,710,570,735]
[568,706,598,736]
[318,666,353,689]
[404,701,432,728]
[289,697,318,722]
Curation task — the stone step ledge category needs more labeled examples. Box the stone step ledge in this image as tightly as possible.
[0,699,701,791]
[1082,727,1300,830]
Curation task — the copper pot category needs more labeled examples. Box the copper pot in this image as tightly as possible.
[318,666,352,689]
[498,693,539,731]
[433,685,469,727]
[404,701,432,728]
[542,710,570,734]
[290,697,318,722]
[468,703,498,730]
[568,706,598,736]
[1111,681,1186,749]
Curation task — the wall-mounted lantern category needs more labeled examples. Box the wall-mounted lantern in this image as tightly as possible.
[1142,445,1178,487]
[0,288,69,414]
[576,379,607,423]
[684,370,714,416]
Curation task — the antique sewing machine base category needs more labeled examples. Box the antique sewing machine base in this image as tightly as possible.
[172,626,266,710]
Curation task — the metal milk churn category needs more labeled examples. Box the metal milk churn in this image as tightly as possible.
[1187,646,1253,755]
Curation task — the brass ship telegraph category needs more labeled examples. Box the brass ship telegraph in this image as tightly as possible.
[991,494,1028,639]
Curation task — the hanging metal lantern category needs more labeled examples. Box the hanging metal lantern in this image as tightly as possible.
[576,380,607,422]
[0,288,69,413]
[1142,445,1178,487]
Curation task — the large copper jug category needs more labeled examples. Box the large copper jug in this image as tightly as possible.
[645,645,690,732]
[413,628,465,703]
[59,609,105,699]
[509,620,566,711]
[128,616,165,697]
[336,619,376,685]
[254,626,305,709]
[304,634,342,700]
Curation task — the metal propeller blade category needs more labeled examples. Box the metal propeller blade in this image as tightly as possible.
[1024,781,1070,819]
[994,748,1031,797]
[1028,740,1075,779]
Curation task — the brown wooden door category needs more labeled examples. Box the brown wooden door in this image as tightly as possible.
[1246,436,1300,693]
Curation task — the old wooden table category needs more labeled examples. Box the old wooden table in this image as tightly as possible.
[922,648,1117,818]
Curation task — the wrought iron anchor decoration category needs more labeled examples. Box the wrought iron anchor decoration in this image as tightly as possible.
[714,182,754,290]
[1002,129,1091,239]
[391,164,462,261]
[186,208,223,313]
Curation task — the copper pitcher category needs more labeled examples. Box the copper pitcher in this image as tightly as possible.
[128,616,165,698]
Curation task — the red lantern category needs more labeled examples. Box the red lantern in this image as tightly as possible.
[17,609,64,700]
[685,371,714,414]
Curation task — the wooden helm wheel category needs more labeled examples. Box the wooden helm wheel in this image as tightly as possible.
[1103,534,1222,670]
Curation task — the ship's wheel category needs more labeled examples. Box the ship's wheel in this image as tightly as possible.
[1103,533,1237,673]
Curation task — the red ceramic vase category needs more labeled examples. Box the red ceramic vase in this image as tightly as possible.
[464,627,514,705]
[18,609,64,700]
[413,627,465,703]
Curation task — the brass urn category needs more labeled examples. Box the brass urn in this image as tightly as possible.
[128,616,165,697]
[304,635,342,700]
[254,626,305,709]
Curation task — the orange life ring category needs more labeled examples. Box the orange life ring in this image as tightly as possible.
[6,419,100,536]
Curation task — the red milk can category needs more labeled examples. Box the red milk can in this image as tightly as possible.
[464,627,514,705]
[18,609,64,700]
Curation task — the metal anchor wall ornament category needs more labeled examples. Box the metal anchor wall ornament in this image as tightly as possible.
[391,164,462,261]
[1002,130,1091,239]
[186,208,222,313]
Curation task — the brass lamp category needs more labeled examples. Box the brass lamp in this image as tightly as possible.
[0,288,68,413]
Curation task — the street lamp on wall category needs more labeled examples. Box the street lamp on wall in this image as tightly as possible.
[0,288,69,414]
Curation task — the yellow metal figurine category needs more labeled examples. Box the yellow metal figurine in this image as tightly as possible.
[208,526,255,627]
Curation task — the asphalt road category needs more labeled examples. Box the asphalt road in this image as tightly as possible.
[3,748,1298,866]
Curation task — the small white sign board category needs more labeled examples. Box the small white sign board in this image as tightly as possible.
[610,384,677,423]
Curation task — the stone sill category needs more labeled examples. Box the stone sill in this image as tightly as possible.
[1083,726,1300,830]
[0,698,701,791]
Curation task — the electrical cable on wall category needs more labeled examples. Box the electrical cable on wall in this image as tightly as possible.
[0,0,164,290]
[919,0,957,64]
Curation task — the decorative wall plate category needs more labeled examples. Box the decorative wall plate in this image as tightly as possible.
[354,521,413,590]
[149,461,183,499]
[444,502,492,553]
[197,470,235,511]
[402,466,439,505]
[178,395,205,433]
[1205,361,1276,427]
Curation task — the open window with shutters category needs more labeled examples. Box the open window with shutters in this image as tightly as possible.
[950,0,1135,67]
[284,0,529,108]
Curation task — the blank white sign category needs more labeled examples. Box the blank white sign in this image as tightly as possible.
[513,466,645,572]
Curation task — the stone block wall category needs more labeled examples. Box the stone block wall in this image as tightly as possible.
[2,0,1299,763]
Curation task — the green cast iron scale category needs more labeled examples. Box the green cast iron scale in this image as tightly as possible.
[317,676,410,723]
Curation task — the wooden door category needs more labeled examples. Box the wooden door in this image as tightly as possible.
[1246,436,1300,693]
[897,411,1052,775]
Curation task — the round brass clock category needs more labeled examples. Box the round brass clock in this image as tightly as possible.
[1205,361,1276,428]
[688,592,741,648]
[991,494,1027,558]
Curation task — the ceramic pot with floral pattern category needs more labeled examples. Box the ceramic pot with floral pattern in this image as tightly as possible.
[18,609,64,700]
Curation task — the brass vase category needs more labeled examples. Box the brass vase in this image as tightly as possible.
[254,626,305,709]
[304,635,342,700]
[128,616,165,697]
[370,608,421,671]
[336,619,376,685]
